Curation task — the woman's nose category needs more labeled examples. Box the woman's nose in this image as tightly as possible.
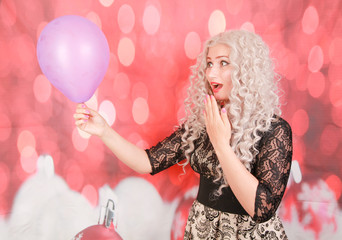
[207,66,219,79]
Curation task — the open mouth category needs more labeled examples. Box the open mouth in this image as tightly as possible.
[211,82,223,92]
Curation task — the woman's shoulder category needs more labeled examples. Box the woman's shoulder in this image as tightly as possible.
[271,115,292,132]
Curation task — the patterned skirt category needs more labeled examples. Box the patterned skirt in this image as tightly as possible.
[184,200,288,240]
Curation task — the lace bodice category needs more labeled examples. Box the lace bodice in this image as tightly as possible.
[145,117,293,223]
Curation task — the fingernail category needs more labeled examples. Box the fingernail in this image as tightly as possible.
[85,110,90,114]
[222,108,227,113]
[82,104,86,108]
[204,98,207,104]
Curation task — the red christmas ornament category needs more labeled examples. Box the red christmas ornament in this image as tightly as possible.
[72,200,123,240]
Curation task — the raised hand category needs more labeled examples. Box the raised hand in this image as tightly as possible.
[203,95,232,149]
[73,104,109,137]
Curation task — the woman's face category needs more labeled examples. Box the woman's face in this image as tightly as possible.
[205,43,233,103]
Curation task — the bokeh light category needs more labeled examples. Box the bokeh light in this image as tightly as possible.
[99,0,114,7]
[307,71,325,98]
[143,5,160,35]
[302,6,319,35]
[118,4,135,34]
[132,97,149,125]
[291,109,309,137]
[308,45,324,73]
[81,184,98,207]
[1,1,341,238]
[117,37,135,66]
[20,146,38,173]
[72,128,89,152]
[33,74,52,103]
[319,125,339,156]
[208,10,226,36]
[99,100,116,126]
[325,174,342,200]
[184,32,201,60]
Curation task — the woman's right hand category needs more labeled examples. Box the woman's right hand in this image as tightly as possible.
[74,103,108,137]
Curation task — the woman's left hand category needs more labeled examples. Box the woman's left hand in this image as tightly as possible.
[204,95,232,149]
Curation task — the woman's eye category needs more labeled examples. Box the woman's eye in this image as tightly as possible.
[221,60,229,66]
[207,62,213,68]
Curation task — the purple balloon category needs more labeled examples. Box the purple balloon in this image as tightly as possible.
[37,15,110,103]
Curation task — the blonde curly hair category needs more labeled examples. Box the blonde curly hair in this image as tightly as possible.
[179,30,281,194]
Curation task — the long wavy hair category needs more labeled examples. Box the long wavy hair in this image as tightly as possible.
[179,30,281,195]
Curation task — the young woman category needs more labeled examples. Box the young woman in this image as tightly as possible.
[74,30,292,239]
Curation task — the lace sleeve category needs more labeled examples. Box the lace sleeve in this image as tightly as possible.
[145,126,186,175]
[252,117,293,223]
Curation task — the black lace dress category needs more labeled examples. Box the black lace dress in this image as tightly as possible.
[145,117,293,239]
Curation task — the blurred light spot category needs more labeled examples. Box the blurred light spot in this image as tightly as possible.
[132,97,149,125]
[291,109,309,136]
[226,0,244,15]
[320,125,339,156]
[118,4,135,34]
[0,40,11,78]
[184,32,201,60]
[72,128,89,152]
[17,130,36,152]
[0,162,9,194]
[208,10,226,36]
[36,154,54,178]
[85,92,99,111]
[240,22,255,33]
[143,5,160,35]
[291,160,302,183]
[118,37,135,66]
[82,184,98,207]
[99,0,114,7]
[302,6,319,35]
[308,45,324,72]
[128,132,142,145]
[325,174,342,200]
[66,163,84,191]
[0,113,11,141]
[77,127,91,139]
[86,11,102,29]
[307,72,325,98]
[329,37,342,66]
[113,72,131,99]
[0,0,17,27]
[329,79,342,107]
[99,100,116,126]
[20,146,38,173]
[331,105,342,127]
[33,74,52,103]
[132,82,148,99]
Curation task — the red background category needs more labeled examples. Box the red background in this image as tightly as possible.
[0,0,342,239]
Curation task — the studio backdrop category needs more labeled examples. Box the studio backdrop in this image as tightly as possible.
[0,0,341,239]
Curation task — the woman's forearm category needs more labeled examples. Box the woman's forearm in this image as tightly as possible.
[100,125,152,174]
[214,144,258,217]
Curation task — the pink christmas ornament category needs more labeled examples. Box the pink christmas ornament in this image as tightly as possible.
[72,200,122,240]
